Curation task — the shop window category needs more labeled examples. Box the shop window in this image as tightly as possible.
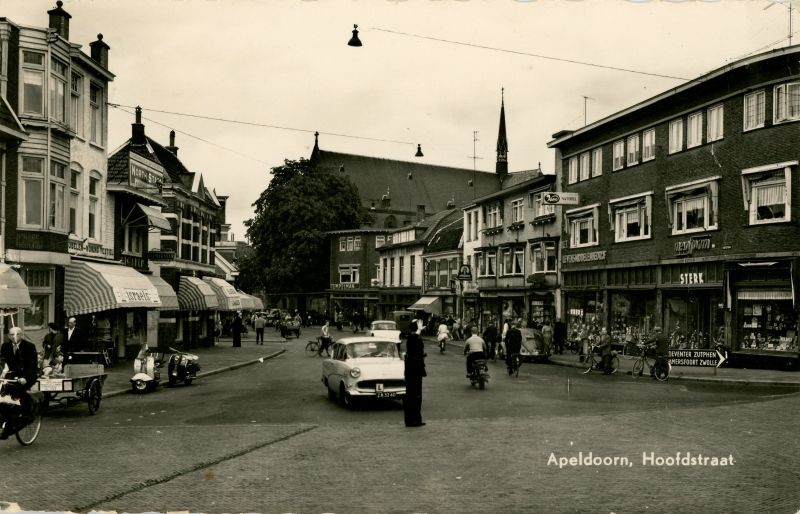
[666,177,719,235]
[737,291,797,352]
[774,82,800,124]
[20,267,53,333]
[609,193,652,242]
[743,91,765,131]
[741,163,793,225]
[566,205,599,248]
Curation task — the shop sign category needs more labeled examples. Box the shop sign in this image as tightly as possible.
[457,264,473,281]
[331,283,356,289]
[130,164,164,190]
[114,288,160,305]
[542,192,580,205]
[674,236,712,256]
[563,250,607,264]
[668,349,725,367]
[679,272,704,285]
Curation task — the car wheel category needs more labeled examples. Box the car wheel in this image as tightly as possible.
[327,386,336,401]
[340,384,355,409]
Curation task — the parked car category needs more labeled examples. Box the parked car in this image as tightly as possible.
[279,319,301,338]
[520,326,551,362]
[321,336,406,408]
[366,320,401,343]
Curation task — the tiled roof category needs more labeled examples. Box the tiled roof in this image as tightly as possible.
[107,140,164,184]
[313,149,501,215]
[425,216,463,253]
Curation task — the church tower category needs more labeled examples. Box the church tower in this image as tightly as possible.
[496,88,508,182]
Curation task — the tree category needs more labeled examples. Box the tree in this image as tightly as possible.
[244,158,367,294]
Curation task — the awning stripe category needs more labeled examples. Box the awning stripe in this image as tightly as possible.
[737,289,792,301]
[136,203,172,232]
[65,261,161,316]
[202,277,242,311]
[408,296,442,315]
[178,276,219,311]
[0,264,31,309]
[145,275,179,310]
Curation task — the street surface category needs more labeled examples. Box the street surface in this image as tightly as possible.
[2,332,798,513]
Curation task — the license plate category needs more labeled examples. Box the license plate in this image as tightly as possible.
[375,383,384,392]
[376,391,396,398]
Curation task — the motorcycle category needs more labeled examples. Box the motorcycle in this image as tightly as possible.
[437,334,449,354]
[468,358,490,389]
[166,347,200,386]
[131,344,163,394]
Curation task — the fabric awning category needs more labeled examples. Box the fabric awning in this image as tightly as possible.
[237,291,255,310]
[202,277,242,311]
[737,289,792,301]
[408,296,442,316]
[0,264,31,309]
[136,203,172,232]
[177,276,219,311]
[145,275,179,310]
[64,261,161,316]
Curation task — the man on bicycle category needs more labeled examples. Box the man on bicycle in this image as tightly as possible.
[0,327,38,439]
[646,325,670,378]
[505,320,523,375]
[319,321,333,357]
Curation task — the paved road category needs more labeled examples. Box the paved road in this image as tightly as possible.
[2,337,798,513]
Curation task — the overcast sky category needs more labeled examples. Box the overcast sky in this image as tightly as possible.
[3,0,797,241]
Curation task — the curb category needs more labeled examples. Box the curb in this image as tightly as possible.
[103,349,287,398]
[548,357,800,388]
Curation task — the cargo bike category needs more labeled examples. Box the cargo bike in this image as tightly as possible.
[33,352,107,415]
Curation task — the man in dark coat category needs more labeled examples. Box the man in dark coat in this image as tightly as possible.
[482,318,499,359]
[403,321,427,427]
[505,320,523,375]
[0,327,39,439]
[42,322,64,368]
[232,312,243,347]
[553,318,567,355]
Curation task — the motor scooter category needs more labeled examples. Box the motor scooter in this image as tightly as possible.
[166,347,200,386]
[130,344,163,394]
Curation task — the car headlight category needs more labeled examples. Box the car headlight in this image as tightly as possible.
[350,367,361,378]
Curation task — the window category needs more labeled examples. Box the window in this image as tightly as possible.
[476,252,485,277]
[466,212,472,241]
[21,267,52,332]
[339,237,346,251]
[346,236,354,251]
[338,265,359,284]
[486,204,501,228]
[626,135,640,166]
[438,260,449,287]
[510,247,524,275]
[531,192,555,218]
[472,210,480,239]
[354,236,361,251]
[49,161,67,230]
[49,57,67,124]
[69,168,80,234]
[389,258,395,285]
[774,82,800,123]
[511,198,524,223]
[88,175,100,239]
[687,112,703,148]
[70,73,83,135]
[743,91,765,131]
[22,51,44,116]
[741,164,793,225]
[89,84,103,145]
[611,195,651,242]
[669,119,683,154]
[706,104,724,142]
[486,251,496,277]
[532,241,557,273]
[642,129,655,161]
[124,225,143,255]
[567,157,578,184]
[566,206,599,248]
[375,235,385,248]
[612,140,625,170]
[579,152,590,181]
[20,156,44,227]
[399,256,404,286]
[382,258,388,285]
[666,178,720,235]
[591,148,603,177]
[410,256,416,286]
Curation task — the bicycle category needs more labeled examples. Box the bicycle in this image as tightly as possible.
[306,336,332,357]
[507,353,521,377]
[578,344,619,375]
[0,379,44,446]
[631,343,670,382]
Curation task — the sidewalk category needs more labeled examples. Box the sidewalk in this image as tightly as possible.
[101,334,287,398]
[424,336,800,387]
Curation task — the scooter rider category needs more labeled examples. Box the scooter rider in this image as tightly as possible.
[463,328,487,377]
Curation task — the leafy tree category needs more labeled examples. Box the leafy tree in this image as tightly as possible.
[244,158,367,293]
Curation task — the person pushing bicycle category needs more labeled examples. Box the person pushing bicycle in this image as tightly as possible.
[646,325,670,378]
[319,320,333,357]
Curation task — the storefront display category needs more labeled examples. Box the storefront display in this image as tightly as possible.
[662,290,724,349]
[737,298,797,353]
[609,291,655,346]
[566,292,604,340]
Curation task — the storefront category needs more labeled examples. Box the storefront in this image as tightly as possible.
[145,274,179,349]
[176,276,219,348]
[64,260,162,361]
[329,289,378,325]
[203,277,242,333]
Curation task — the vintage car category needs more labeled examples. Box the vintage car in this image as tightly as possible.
[366,320,402,343]
[279,319,301,338]
[321,336,406,408]
[520,326,551,362]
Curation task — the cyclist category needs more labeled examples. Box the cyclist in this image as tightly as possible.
[646,325,670,378]
[319,321,333,357]
[0,327,38,439]
[505,320,522,375]
[463,328,487,377]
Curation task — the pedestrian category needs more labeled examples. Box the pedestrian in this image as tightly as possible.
[505,320,523,375]
[403,321,426,427]
[553,318,567,355]
[254,313,266,344]
[541,320,553,356]
[597,327,613,374]
[232,312,243,348]
[0,327,38,439]
[482,318,499,359]
[63,316,84,361]
[42,322,64,372]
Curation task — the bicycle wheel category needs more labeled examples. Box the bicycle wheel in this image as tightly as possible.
[305,341,320,357]
[632,358,645,379]
[608,355,620,374]
[581,355,595,374]
[514,356,521,378]
[621,342,638,360]
[15,411,42,446]
[654,361,670,382]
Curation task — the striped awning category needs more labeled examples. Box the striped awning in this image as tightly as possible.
[64,261,161,316]
[237,291,256,310]
[177,276,219,311]
[0,264,31,309]
[145,275,179,310]
[737,289,792,301]
[202,277,242,311]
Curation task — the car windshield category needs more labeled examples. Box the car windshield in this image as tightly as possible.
[372,322,396,331]
[347,341,399,359]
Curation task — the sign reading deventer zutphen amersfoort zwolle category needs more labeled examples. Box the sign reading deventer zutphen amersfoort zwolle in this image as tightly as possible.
[668,349,727,367]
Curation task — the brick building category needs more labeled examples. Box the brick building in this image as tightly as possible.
[548,45,800,369]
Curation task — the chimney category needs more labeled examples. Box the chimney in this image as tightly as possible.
[131,106,146,144]
[166,130,179,156]
[416,204,426,222]
[47,1,71,41]
[89,33,110,69]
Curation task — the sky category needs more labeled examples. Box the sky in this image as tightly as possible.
[2,0,797,242]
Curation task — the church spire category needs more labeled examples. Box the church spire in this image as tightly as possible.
[496,88,508,181]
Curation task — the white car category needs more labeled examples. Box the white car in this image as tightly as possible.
[321,336,406,408]
[366,320,402,343]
